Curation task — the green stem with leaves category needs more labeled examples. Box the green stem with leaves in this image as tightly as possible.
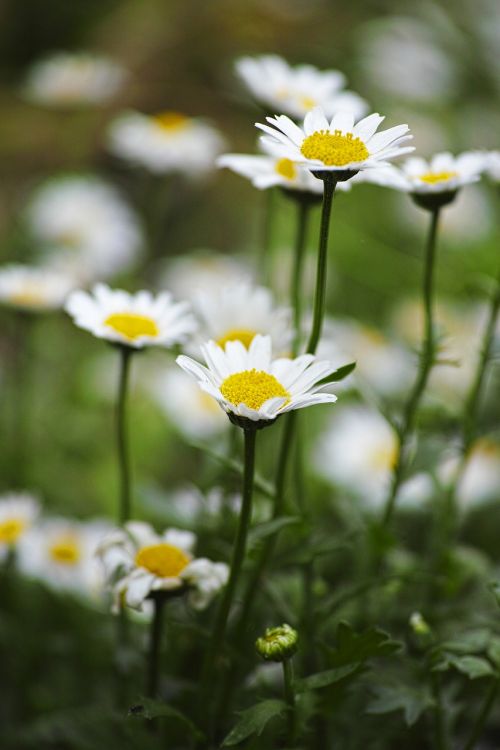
[147,594,166,698]
[283,659,296,745]
[381,207,441,527]
[462,678,498,750]
[116,346,132,525]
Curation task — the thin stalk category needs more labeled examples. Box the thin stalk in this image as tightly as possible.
[306,175,337,355]
[462,679,498,750]
[291,199,311,355]
[282,659,296,746]
[432,672,449,750]
[201,428,257,691]
[381,207,441,527]
[147,595,166,698]
[116,346,132,524]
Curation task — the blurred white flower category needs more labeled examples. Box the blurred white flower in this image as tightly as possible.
[107,110,225,177]
[257,108,413,175]
[440,439,500,509]
[17,518,111,598]
[358,17,457,103]
[235,55,368,120]
[0,265,74,311]
[177,334,337,426]
[65,283,197,350]
[97,521,228,612]
[480,150,500,182]
[23,51,127,107]
[26,175,142,282]
[0,493,40,562]
[160,251,253,304]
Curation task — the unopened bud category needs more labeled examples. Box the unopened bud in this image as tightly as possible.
[255,623,298,662]
[409,611,431,636]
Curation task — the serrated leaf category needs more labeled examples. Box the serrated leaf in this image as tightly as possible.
[441,628,491,654]
[488,636,500,668]
[367,683,434,726]
[317,361,356,386]
[329,622,401,667]
[128,698,204,740]
[296,663,360,692]
[445,655,495,680]
[222,699,287,746]
[248,516,301,546]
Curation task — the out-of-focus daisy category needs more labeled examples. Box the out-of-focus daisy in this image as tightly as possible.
[97,521,229,612]
[0,493,39,562]
[151,366,229,440]
[257,107,413,177]
[65,283,197,350]
[26,175,142,282]
[18,518,111,598]
[23,51,127,107]
[160,251,253,304]
[0,265,74,312]
[235,55,368,120]
[192,282,292,355]
[480,150,500,182]
[440,439,500,509]
[176,334,337,428]
[107,110,225,178]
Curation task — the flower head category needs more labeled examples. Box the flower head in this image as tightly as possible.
[23,52,127,107]
[176,334,337,429]
[236,55,368,120]
[97,521,228,612]
[0,493,40,560]
[160,251,253,304]
[255,623,298,662]
[26,175,142,282]
[107,110,225,177]
[478,150,500,183]
[256,107,413,178]
[0,265,74,312]
[65,283,197,350]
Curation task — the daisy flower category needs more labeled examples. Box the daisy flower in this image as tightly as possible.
[107,110,225,178]
[440,439,500,509]
[0,265,74,312]
[17,518,111,598]
[176,334,338,429]
[26,175,142,282]
[23,51,127,107]
[480,150,500,182]
[191,281,292,355]
[160,251,253,304]
[97,521,229,612]
[65,283,197,350]
[0,493,40,561]
[256,107,413,179]
[235,55,368,120]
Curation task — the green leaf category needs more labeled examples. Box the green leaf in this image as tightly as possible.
[222,699,287,746]
[248,516,301,546]
[441,628,491,654]
[443,655,495,680]
[296,663,361,692]
[317,361,356,386]
[367,683,434,726]
[128,698,204,740]
[488,581,500,608]
[329,622,402,667]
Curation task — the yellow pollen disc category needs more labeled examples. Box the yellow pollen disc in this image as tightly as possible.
[300,129,369,167]
[370,442,398,471]
[220,369,290,411]
[419,171,458,184]
[474,438,500,458]
[49,538,81,565]
[104,312,159,341]
[9,288,46,307]
[0,518,26,544]
[54,229,83,248]
[299,95,317,110]
[275,158,297,181]
[135,543,190,578]
[217,328,258,349]
[153,111,190,132]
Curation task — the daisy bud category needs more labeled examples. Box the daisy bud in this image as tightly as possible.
[409,611,432,637]
[255,623,299,662]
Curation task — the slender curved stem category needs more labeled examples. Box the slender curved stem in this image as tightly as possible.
[283,659,296,745]
[291,199,311,355]
[306,175,337,355]
[116,346,132,525]
[381,207,440,527]
[201,428,257,690]
[147,595,166,698]
[462,678,498,750]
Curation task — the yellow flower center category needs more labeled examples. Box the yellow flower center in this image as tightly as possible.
[153,111,190,132]
[300,129,369,166]
[135,543,190,578]
[0,518,26,544]
[49,538,81,565]
[104,312,159,341]
[217,328,258,349]
[9,288,46,307]
[275,158,297,181]
[419,171,458,184]
[474,438,500,459]
[220,369,290,411]
[369,441,398,471]
[299,95,317,110]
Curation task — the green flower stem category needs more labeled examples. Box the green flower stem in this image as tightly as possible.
[306,174,337,355]
[291,198,311,355]
[381,207,441,528]
[283,659,296,745]
[462,678,499,750]
[147,594,166,698]
[201,428,257,693]
[116,346,133,525]
[432,672,450,750]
